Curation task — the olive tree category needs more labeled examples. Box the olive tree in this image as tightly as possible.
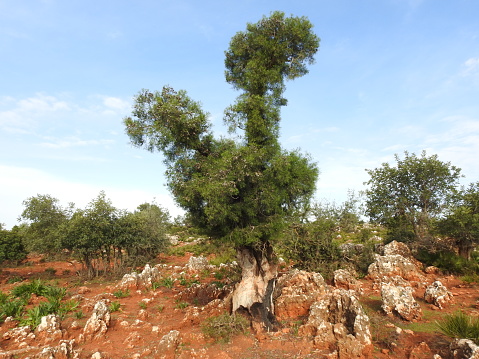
[364,151,462,245]
[438,182,479,259]
[19,194,71,255]
[124,11,319,330]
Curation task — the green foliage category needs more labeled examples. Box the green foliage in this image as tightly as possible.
[62,192,170,277]
[159,277,175,289]
[364,151,462,245]
[6,276,23,284]
[416,250,479,275]
[278,202,344,277]
[124,11,319,258]
[0,297,25,322]
[19,194,71,255]
[437,311,479,344]
[74,310,85,319]
[0,226,27,264]
[113,289,130,298]
[174,300,189,309]
[437,182,479,259]
[109,301,122,312]
[201,313,250,343]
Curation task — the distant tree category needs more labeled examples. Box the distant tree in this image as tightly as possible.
[19,194,71,255]
[364,151,462,245]
[124,11,319,330]
[438,182,479,259]
[0,226,27,264]
[61,193,170,277]
[61,191,118,277]
[115,202,170,266]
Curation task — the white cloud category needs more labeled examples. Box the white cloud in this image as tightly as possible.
[103,96,130,111]
[0,165,183,229]
[39,137,115,149]
[462,57,479,76]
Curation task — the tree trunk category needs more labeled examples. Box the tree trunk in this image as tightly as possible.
[232,243,279,332]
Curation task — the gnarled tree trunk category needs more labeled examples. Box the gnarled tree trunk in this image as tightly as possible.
[232,243,279,332]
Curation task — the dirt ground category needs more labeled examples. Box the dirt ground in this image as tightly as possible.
[0,253,478,358]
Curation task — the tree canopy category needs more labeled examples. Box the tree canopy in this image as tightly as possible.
[364,151,462,244]
[124,11,320,249]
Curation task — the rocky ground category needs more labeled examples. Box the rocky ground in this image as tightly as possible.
[1,239,479,359]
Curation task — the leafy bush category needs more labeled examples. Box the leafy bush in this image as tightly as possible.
[0,227,27,264]
[201,313,250,343]
[416,250,479,275]
[113,289,130,298]
[109,301,122,312]
[437,311,479,344]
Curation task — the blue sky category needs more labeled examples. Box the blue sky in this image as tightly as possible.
[1,0,478,229]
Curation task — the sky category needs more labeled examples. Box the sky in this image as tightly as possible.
[1,0,478,229]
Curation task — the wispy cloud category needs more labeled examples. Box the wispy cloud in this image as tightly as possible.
[39,136,115,149]
[462,57,479,76]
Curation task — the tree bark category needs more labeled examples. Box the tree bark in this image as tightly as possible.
[232,243,279,332]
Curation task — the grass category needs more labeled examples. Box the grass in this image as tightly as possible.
[113,289,130,298]
[109,301,122,312]
[201,313,250,343]
[437,311,479,344]
[159,277,175,289]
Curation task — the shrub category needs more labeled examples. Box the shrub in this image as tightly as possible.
[201,313,250,343]
[437,311,479,344]
[113,289,130,298]
[109,301,122,312]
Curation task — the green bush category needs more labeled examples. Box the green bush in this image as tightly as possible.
[416,250,479,275]
[201,313,250,343]
[0,227,27,264]
[437,311,479,344]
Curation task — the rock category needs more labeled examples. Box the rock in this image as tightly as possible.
[91,352,103,359]
[424,281,453,309]
[383,240,423,268]
[157,330,181,359]
[138,309,149,321]
[34,339,79,359]
[381,281,422,321]
[409,341,434,359]
[166,234,180,246]
[368,254,424,282]
[298,288,372,358]
[2,326,33,345]
[339,243,365,257]
[81,300,111,342]
[333,269,362,293]
[425,266,441,275]
[273,269,327,320]
[124,331,142,348]
[186,256,209,273]
[451,338,479,359]
[35,314,63,344]
[116,264,162,290]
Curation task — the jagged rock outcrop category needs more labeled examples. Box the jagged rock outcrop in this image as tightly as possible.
[333,269,362,294]
[156,330,181,359]
[298,288,372,358]
[185,256,210,273]
[33,339,79,359]
[451,339,479,359]
[383,240,423,269]
[116,264,162,290]
[35,314,63,344]
[424,281,453,309]
[273,269,327,320]
[368,253,424,282]
[381,281,422,321]
[80,300,111,342]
